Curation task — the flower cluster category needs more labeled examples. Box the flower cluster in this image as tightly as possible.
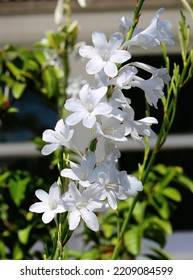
[30,8,173,231]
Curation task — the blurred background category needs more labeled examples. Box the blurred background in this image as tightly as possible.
[0,0,193,259]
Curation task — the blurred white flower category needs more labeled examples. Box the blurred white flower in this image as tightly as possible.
[77,0,87,8]
[66,77,87,98]
[54,0,64,25]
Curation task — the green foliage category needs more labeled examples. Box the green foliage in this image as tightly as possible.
[78,164,193,260]
[0,168,53,259]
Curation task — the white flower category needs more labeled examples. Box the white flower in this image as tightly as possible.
[123,8,174,49]
[108,65,138,90]
[131,76,165,108]
[62,182,106,231]
[119,173,143,196]
[122,105,158,141]
[93,115,128,142]
[61,151,96,187]
[119,16,132,38]
[66,76,87,98]
[29,182,66,224]
[79,30,131,77]
[103,139,121,162]
[77,0,87,8]
[65,84,112,128]
[91,161,142,210]
[129,62,171,84]
[54,0,64,25]
[41,119,74,155]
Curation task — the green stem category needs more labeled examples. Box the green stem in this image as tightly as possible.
[125,0,146,41]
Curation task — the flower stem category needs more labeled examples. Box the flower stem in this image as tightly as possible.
[125,0,146,41]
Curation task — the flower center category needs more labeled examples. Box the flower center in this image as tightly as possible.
[85,101,94,112]
[100,48,110,61]
[48,199,57,210]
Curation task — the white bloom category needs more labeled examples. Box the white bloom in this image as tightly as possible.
[54,0,64,25]
[61,151,96,187]
[123,8,174,49]
[62,182,106,231]
[66,76,87,98]
[93,115,128,142]
[41,119,74,155]
[103,139,121,161]
[91,161,142,210]
[129,62,171,84]
[119,16,132,38]
[65,84,112,128]
[119,173,143,196]
[122,105,158,141]
[108,65,138,90]
[77,0,87,8]
[79,30,131,77]
[131,76,164,108]
[29,182,66,224]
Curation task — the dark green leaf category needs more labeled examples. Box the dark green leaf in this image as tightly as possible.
[144,246,172,260]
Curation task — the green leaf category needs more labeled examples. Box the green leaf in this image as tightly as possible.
[132,201,147,224]
[177,174,193,192]
[42,66,59,97]
[81,248,99,260]
[162,187,182,202]
[18,225,32,245]
[124,225,142,256]
[144,216,172,236]
[149,195,170,219]
[144,227,166,247]
[9,176,30,207]
[12,81,27,99]
[6,61,23,79]
[13,243,23,260]
[144,246,172,260]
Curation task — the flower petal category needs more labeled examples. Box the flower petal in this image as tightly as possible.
[29,202,48,213]
[42,210,55,224]
[108,32,123,51]
[79,45,98,59]
[35,189,49,203]
[107,191,117,210]
[65,112,85,126]
[41,143,60,155]
[92,30,107,50]
[80,208,99,231]
[104,61,118,77]
[68,210,81,230]
[110,50,131,63]
[83,113,96,128]
[61,168,80,180]
[86,58,105,75]
[65,98,85,112]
